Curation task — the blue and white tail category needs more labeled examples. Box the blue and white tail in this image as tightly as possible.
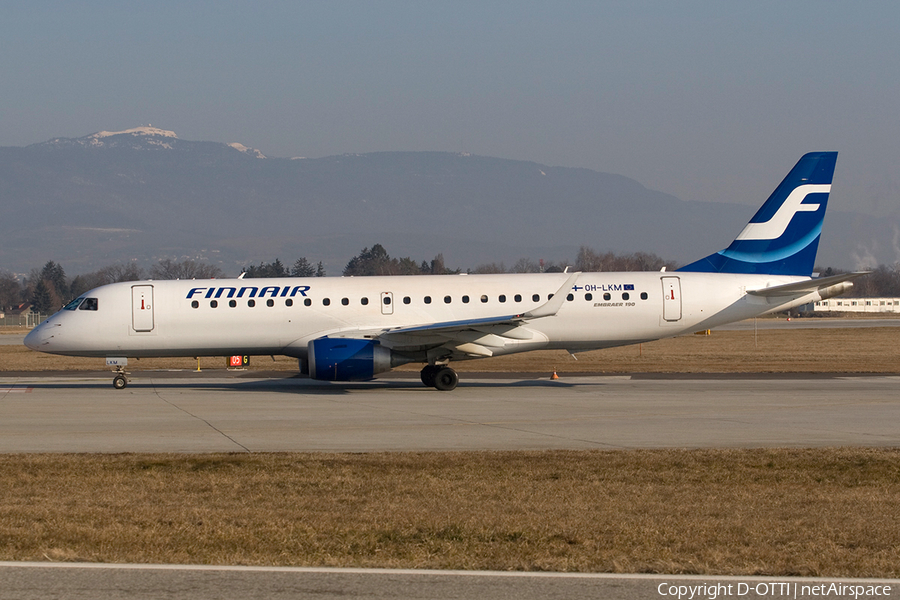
[679,152,838,276]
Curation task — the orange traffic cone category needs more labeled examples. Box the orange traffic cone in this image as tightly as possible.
[550,371,559,380]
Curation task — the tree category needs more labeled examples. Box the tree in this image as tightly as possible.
[37,260,69,306]
[291,258,316,277]
[344,244,396,276]
[575,247,671,272]
[472,262,507,274]
[242,259,290,278]
[428,253,457,275]
[97,262,144,284]
[70,262,145,298]
[31,279,53,314]
[512,257,540,273]
[398,257,423,275]
[315,262,326,277]
[150,259,223,280]
[0,270,21,311]
[344,245,456,276]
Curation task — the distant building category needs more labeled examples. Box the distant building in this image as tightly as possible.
[7,302,32,316]
[810,298,900,313]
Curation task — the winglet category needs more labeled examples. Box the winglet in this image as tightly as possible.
[522,272,581,319]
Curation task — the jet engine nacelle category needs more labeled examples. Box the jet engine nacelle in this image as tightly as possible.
[307,338,393,381]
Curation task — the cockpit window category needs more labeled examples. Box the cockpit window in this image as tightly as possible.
[63,298,84,311]
[79,298,99,311]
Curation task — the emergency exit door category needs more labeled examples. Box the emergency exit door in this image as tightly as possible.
[380,292,394,315]
[661,277,682,322]
[132,285,155,332]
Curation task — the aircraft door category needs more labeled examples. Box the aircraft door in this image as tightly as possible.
[661,277,682,322]
[380,292,394,315]
[132,285,155,332]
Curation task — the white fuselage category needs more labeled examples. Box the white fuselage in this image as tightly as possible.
[25,271,826,362]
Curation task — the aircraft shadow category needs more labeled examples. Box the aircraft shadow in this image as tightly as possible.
[17,376,583,395]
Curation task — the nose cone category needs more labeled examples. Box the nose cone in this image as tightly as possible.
[23,326,41,351]
[24,321,56,352]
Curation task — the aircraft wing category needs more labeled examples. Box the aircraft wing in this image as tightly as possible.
[746,271,869,297]
[326,272,581,357]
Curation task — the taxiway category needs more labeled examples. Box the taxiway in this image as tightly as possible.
[1,372,898,452]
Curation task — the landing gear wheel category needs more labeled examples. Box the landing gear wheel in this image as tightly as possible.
[433,367,459,391]
[420,365,440,387]
[113,375,128,390]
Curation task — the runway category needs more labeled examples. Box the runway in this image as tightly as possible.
[1,372,898,452]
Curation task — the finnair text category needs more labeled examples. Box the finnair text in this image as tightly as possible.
[186,285,311,300]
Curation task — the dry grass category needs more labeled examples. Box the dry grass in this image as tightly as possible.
[1,449,899,576]
[3,325,899,373]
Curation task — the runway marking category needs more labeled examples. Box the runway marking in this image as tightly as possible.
[0,386,33,393]
[0,562,897,583]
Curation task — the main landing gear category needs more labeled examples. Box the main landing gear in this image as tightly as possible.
[112,366,129,389]
[420,364,459,391]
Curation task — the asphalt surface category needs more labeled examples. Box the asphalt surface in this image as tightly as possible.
[1,371,899,452]
[0,563,895,600]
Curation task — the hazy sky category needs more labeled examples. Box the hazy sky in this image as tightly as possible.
[2,1,898,217]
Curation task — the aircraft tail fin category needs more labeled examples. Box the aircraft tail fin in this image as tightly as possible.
[678,152,838,276]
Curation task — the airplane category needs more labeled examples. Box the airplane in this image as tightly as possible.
[25,152,864,391]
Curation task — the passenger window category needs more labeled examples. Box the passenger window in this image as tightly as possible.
[499,295,506,303]
[79,298,98,311]
[229,300,237,308]
[514,294,522,302]
[323,298,330,306]
[585,293,592,301]
[641,292,648,300]
[210,300,218,308]
[603,293,611,301]
[361,297,369,305]
[384,296,392,305]
[480,295,488,303]
[249,299,256,307]
[424,296,432,304]
[622,292,630,301]
[462,295,470,303]
[444,296,451,304]
[403,296,411,304]
[286,299,293,307]
[267,299,275,307]
[566,294,574,301]
[532,294,540,302]
[341,298,349,306]
[304,298,311,307]
[191,300,199,309]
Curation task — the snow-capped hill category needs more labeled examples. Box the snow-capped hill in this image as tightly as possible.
[38,126,181,150]
[92,126,178,140]
[227,142,266,159]
[32,127,268,158]
[82,126,178,149]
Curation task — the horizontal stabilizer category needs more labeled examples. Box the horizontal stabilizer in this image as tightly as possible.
[746,272,868,297]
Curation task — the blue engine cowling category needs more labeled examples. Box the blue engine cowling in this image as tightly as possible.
[308,338,393,381]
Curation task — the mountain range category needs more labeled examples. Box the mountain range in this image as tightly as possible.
[0,127,893,275]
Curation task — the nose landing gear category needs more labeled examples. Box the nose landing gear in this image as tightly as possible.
[420,364,459,391]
